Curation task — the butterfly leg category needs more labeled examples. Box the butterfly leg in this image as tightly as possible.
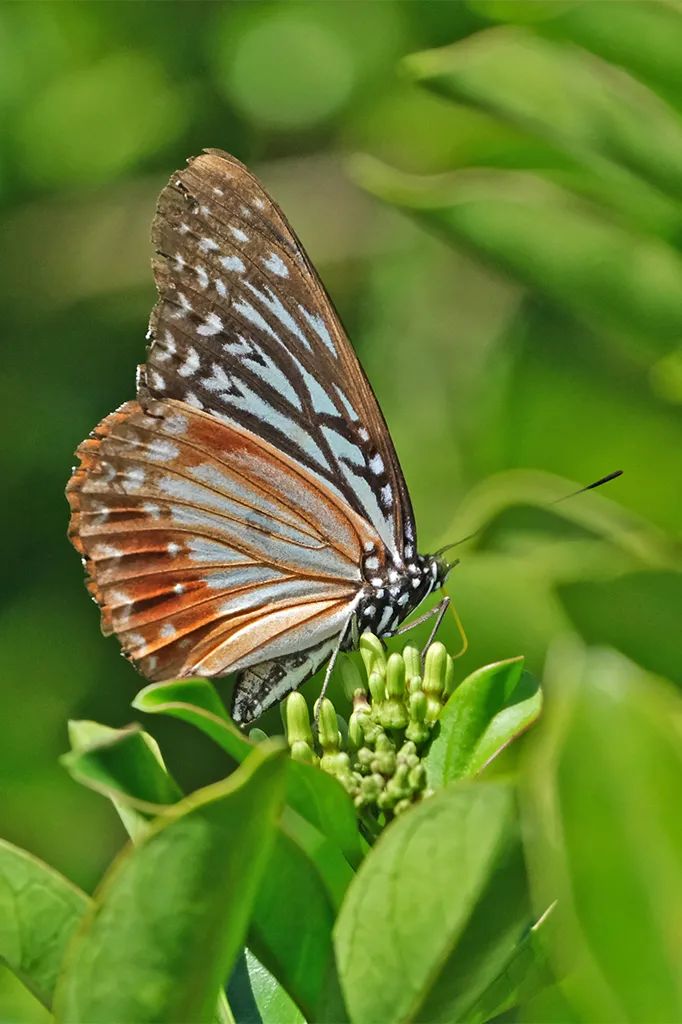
[389,596,451,664]
[314,611,357,733]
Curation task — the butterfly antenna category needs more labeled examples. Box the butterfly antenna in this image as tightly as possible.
[436,469,623,555]
[550,469,623,504]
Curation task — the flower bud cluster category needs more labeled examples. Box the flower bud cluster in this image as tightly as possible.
[281,633,455,823]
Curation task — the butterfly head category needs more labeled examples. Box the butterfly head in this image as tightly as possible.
[430,552,458,589]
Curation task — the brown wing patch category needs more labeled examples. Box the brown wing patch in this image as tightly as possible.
[67,398,378,681]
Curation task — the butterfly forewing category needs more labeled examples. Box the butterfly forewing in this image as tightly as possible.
[144,149,416,561]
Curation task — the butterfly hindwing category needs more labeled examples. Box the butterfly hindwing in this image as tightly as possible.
[145,149,417,561]
[67,398,380,683]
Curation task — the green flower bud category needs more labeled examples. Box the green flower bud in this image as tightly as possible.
[408,763,427,791]
[353,688,371,711]
[290,740,318,765]
[423,642,448,697]
[368,670,386,705]
[316,697,340,753]
[386,763,411,802]
[423,642,448,721]
[320,750,351,777]
[443,653,456,699]
[284,691,314,747]
[248,727,269,744]
[385,652,406,700]
[336,713,349,750]
[360,632,386,678]
[408,689,427,722]
[402,645,421,681]
[393,798,413,816]
[356,772,385,806]
[407,673,423,694]
[398,740,418,761]
[376,733,395,755]
[377,697,408,731]
[405,689,431,745]
[371,735,396,776]
[348,710,366,750]
[377,789,395,812]
[356,746,375,772]
[359,712,383,747]
[340,656,366,700]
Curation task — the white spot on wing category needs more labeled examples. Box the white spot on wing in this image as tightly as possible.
[322,426,364,467]
[125,466,146,486]
[221,255,245,273]
[195,265,209,290]
[162,412,189,435]
[94,543,122,559]
[178,347,200,377]
[204,363,233,393]
[147,439,179,462]
[300,367,338,417]
[298,305,336,356]
[243,283,312,352]
[171,292,193,319]
[264,253,289,277]
[230,225,249,243]
[197,312,223,337]
[334,385,359,421]
[377,605,394,633]
[370,453,385,475]
[142,502,162,519]
[160,623,176,639]
[199,237,219,252]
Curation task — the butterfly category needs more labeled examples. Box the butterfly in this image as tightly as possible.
[67,149,455,725]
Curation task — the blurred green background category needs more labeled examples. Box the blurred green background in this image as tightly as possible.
[1,1,681,1019]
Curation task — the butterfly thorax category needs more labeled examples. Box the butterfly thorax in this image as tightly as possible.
[352,551,447,643]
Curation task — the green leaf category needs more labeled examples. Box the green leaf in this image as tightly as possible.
[280,762,363,871]
[0,840,90,1010]
[63,721,183,842]
[425,657,541,786]
[404,27,682,202]
[557,570,682,688]
[54,742,288,1024]
[522,643,682,1022]
[228,948,305,1024]
[335,781,532,1024]
[65,712,350,1021]
[136,679,364,869]
[464,903,556,1023]
[249,809,349,1024]
[496,1,682,112]
[352,158,682,359]
[133,679,253,762]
